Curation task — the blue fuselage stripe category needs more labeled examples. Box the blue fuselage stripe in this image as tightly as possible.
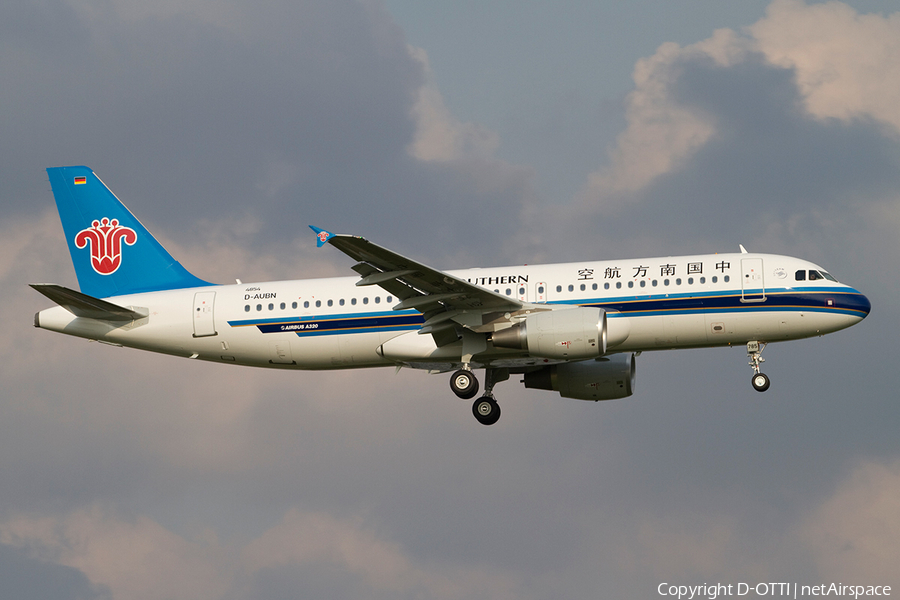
[226,288,868,336]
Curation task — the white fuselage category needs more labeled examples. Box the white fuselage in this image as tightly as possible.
[35,252,869,370]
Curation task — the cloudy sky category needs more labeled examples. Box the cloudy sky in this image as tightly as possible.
[2,0,899,597]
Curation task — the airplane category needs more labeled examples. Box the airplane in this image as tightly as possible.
[32,166,871,425]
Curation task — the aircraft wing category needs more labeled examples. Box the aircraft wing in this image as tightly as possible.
[311,227,524,345]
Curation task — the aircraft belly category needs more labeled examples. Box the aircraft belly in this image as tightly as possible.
[291,331,391,368]
[615,310,817,351]
[615,315,709,350]
[776,311,863,338]
[670,313,709,346]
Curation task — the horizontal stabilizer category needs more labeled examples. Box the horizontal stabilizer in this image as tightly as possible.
[30,284,148,321]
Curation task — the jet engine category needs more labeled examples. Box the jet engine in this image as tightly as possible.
[491,307,606,360]
[523,353,636,401]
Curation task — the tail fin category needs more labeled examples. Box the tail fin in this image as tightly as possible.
[47,166,211,297]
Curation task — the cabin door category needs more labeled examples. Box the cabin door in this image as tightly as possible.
[740,258,766,303]
[192,291,217,337]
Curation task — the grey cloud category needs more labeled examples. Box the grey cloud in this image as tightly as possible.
[0,544,109,600]
[0,0,534,268]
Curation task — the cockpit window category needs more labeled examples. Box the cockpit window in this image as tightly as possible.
[804,269,838,282]
[795,270,806,281]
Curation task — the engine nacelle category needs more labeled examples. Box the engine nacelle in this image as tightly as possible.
[491,307,607,360]
[523,353,636,401]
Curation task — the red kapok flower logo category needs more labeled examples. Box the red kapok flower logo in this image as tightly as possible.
[74,217,137,275]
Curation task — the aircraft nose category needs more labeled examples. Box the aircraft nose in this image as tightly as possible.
[858,292,872,318]
[844,288,871,320]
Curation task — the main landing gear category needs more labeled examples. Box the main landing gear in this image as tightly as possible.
[747,341,770,392]
[450,367,509,425]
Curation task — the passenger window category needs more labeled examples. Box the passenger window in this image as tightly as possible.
[339,299,345,306]
[256,304,262,311]
[268,303,274,310]
[280,302,286,310]
[592,283,597,290]
[375,297,381,304]
[292,302,297,309]
[616,282,622,289]
[604,283,610,290]
[519,287,526,295]
[627,281,633,288]
[568,284,574,292]
[700,277,706,284]
[795,270,806,281]
[556,285,562,293]
[351,298,357,305]
[327,299,333,307]
[652,280,658,287]
[676,278,682,285]
[640,280,646,288]
[538,286,545,294]
[664,279,670,286]
[580,284,586,291]
[688,277,693,285]
[244,305,250,312]
[363,298,368,304]
[315,300,321,308]
[712,276,718,283]
[304,301,309,308]
[505,288,512,296]
[387,296,393,302]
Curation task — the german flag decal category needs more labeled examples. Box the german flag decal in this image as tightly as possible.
[74,176,87,185]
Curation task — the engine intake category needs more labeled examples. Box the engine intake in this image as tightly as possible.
[491,307,607,360]
[523,353,636,401]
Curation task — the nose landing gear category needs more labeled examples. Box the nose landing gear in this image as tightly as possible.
[747,341,770,392]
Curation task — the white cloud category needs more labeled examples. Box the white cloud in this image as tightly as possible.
[800,458,900,581]
[406,46,501,163]
[0,507,233,600]
[585,458,900,586]
[243,509,520,599]
[582,0,900,203]
[584,29,750,198]
[1,506,522,600]
[750,0,900,134]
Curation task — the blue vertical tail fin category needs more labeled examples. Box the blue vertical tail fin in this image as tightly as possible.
[47,166,211,297]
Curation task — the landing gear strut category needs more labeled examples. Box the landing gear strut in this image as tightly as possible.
[747,341,770,392]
